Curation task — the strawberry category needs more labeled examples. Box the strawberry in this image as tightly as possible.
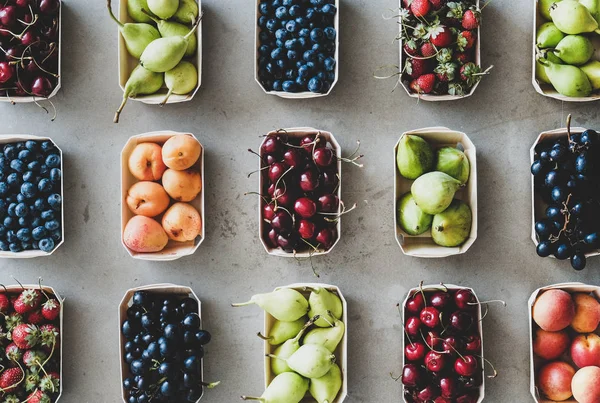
[0,367,24,392]
[0,293,10,313]
[39,372,59,393]
[410,73,436,94]
[26,390,51,403]
[403,39,419,56]
[5,343,22,362]
[434,62,458,82]
[14,289,42,314]
[41,299,60,321]
[39,324,59,349]
[454,50,473,65]
[427,25,453,48]
[429,0,446,10]
[23,350,47,368]
[411,0,431,17]
[5,312,23,332]
[27,310,44,325]
[460,62,482,86]
[457,30,476,51]
[12,324,40,350]
[24,368,40,392]
[405,57,430,79]
[462,9,480,30]
[420,42,436,57]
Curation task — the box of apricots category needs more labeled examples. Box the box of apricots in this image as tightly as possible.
[121,131,204,260]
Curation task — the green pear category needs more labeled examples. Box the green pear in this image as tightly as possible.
[241,372,309,403]
[232,288,309,322]
[259,317,307,346]
[303,314,345,353]
[435,147,470,184]
[580,0,600,23]
[539,58,593,97]
[581,60,600,89]
[309,363,343,403]
[308,288,343,328]
[142,9,197,57]
[140,18,199,72]
[127,0,155,23]
[173,0,199,24]
[107,0,160,59]
[147,0,179,19]
[114,65,163,123]
[411,172,462,215]
[551,35,594,65]
[431,200,472,247]
[539,0,561,20]
[536,51,563,84]
[396,134,434,180]
[536,22,565,48]
[550,0,600,34]
[274,343,336,379]
[161,61,198,105]
[397,192,432,236]
[270,316,316,375]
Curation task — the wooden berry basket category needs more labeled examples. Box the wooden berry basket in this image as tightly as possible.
[118,284,205,403]
[262,283,348,403]
[394,127,478,258]
[0,135,65,258]
[120,131,205,261]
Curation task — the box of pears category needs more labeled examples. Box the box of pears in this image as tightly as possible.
[233,283,348,403]
[533,0,600,101]
[394,127,477,257]
[109,0,202,122]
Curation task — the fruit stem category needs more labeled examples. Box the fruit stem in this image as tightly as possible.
[38,277,50,301]
[114,96,128,124]
[141,8,160,23]
[480,355,498,378]
[184,13,203,40]
[390,371,402,382]
[256,332,271,341]
[159,88,173,107]
[12,277,25,291]
[202,381,220,388]
[240,396,265,401]
[106,0,124,27]
[396,303,414,348]
[231,301,254,307]
[419,281,427,308]
[467,299,506,307]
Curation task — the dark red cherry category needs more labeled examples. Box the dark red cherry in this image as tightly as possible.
[454,289,477,310]
[317,194,339,213]
[300,135,325,152]
[272,187,293,206]
[456,393,478,403]
[277,233,298,252]
[464,334,481,353]
[299,169,319,192]
[15,0,31,8]
[315,228,335,249]
[401,364,422,387]
[267,228,278,247]
[424,351,446,372]
[297,219,315,239]
[454,355,478,377]
[405,316,421,338]
[321,169,339,191]
[271,211,292,233]
[0,6,18,27]
[30,76,53,97]
[404,341,426,362]
[313,147,334,167]
[442,336,464,355]
[425,330,441,349]
[268,162,287,183]
[263,203,276,221]
[406,292,425,315]
[294,197,316,218]
[449,311,474,333]
[429,292,452,309]
[439,377,457,398]
[420,307,440,328]
[39,0,60,15]
[261,136,281,155]
[418,385,440,401]
[434,397,452,403]
[21,31,40,47]
[283,148,304,168]
[0,62,14,84]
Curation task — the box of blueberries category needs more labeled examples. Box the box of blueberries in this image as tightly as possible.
[0,136,63,257]
[255,0,339,98]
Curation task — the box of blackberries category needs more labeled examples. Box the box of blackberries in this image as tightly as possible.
[254,0,340,98]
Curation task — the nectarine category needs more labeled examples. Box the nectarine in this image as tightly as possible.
[572,366,600,403]
[162,169,202,202]
[128,142,167,181]
[571,293,600,333]
[533,290,575,332]
[162,134,201,171]
[161,202,201,242]
[533,329,570,361]
[123,216,168,253]
[571,334,600,368]
[126,182,170,217]
[538,361,575,401]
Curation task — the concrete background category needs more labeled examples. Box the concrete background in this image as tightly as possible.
[0,0,599,402]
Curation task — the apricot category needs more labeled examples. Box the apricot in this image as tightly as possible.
[126,182,170,217]
[123,216,168,253]
[128,142,167,181]
[162,134,201,171]
[162,169,201,202]
[162,202,201,242]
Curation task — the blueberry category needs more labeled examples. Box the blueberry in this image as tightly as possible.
[324,56,336,71]
[259,31,271,44]
[31,215,42,226]
[312,43,322,52]
[258,15,268,29]
[0,155,6,170]
[6,173,20,187]
[298,37,308,48]
[38,237,54,252]
[31,240,38,249]
[321,3,336,14]
[10,159,24,173]
[18,217,29,227]
[322,80,332,92]
[0,225,5,237]
[282,0,293,5]
[298,64,311,78]
[317,52,327,65]
[285,19,297,32]
[308,77,324,92]
[284,38,299,50]
[310,27,324,42]
[266,18,278,31]
[7,203,16,217]
[49,168,61,183]
[32,226,46,240]
[41,210,54,221]
[45,219,59,231]
[0,240,8,251]
[275,6,287,19]
[47,194,61,210]
[285,68,298,79]
[38,178,52,193]
[276,59,288,69]
[3,145,16,160]
[17,150,31,162]
[39,164,49,175]
[324,26,336,39]
[3,217,14,229]
[323,40,335,53]
[272,80,283,91]
[34,198,46,211]
[282,80,296,92]
[310,0,324,5]
[275,38,284,48]
[16,193,25,203]
[270,47,284,60]
[15,203,27,217]
[296,76,308,88]
[306,7,316,20]
[287,50,299,61]
[6,230,17,243]
[258,44,271,57]
[299,27,310,38]
[25,141,38,152]
[259,2,270,15]
[0,182,8,196]
[9,243,21,253]
[295,16,309,28]
[275,28,288,41]
[20,182,36,199]
[303,49,317,62]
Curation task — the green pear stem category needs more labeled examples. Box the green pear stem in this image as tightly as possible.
[241,397,264,401]
[256,332,272,341]
[159,88,173,106]
[202,381,220,388]
[114,96,129,123]
[106,0,124,28]
[231,301,254,307]
[184,14,203,40]
[141,8,160,24]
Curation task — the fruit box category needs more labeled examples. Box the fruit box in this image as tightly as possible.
[117,0,202,104]
[253,0,340,98]
[394,127,478,258]
[397,0,481,101]
[528,282,600,403]
[0,135,65,258]
[120,131,205,261]
[529,127,600,259]
[401,284,486,403]
[532,0,600,102]
[263,283,348,403]
[118,284,204,403]
[258,127,342,257]
[0,4,62,103]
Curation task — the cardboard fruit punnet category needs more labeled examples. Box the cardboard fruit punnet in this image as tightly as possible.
[258,128,342,257]
[401,284,486,403]
[0,135,64,258]
[117,0,202,104]
[121,131,205,261]
[118,284,205,402]
[394,127,478,258]
[254,0,340,98]
[528,283,600,403]
[263,283,348,403]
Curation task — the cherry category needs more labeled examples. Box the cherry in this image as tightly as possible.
[406,293,425,315]
[297,219,315,239]
[299,169,319,192]
[401,364,422,387]
[5,45,24,60]
[405,316,421,338]
[320,169,338,191]
[317,194,339,213]
[267,228,278,247]
[40,19,58,40]
[424,351,446,372]
[21,31,40,47]
[31,76,53,97]
[0,6,18,27]
[15,0,31,8]
[294,197,316,218]
[454,289,477,310]
[429,292,452,309]
[417,385,439,401]
[263,203,276,221]
[404,341,426,362]
[268,162,287,182]
[300,135,325,152]
[449,311,474,333]
[464,334,481,353]
[271,211,292,233]
[277,233,297,252]
[39,0,60,15]
[442,336,464,355]
[425,330,442,349]
[459,373,482,389]
[454,355,478,377]
[272,187,293,206]
[420,306,440,328]
[0,62,14,84]
[261,136,281,155]
[456,393,478,403]
[313,147,334,167]
[283,148,304,168]
[315,228,335,249]
[439,377,456,398]
[264,154,276,166]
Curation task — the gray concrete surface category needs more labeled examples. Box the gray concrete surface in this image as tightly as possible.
[0,0,599,402]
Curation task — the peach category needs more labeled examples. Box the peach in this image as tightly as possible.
[161,202,201,242]
[533,329,570,360]
[162,169,202,202]
[126,182,170,217]
[162,134,201,171]
[572,366,600,403]
[571,334,600,368]
[538,361,575,401]
[128,142,167,181]
[571,293,600,333]
[123,216,168,253]
[533,290,575,332]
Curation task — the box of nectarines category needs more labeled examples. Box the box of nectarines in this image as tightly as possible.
[121,131,204,261]
[529,283,600,403]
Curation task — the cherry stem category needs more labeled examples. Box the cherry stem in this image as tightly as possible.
[479,355,498,378]
[419,281,427,308]
[468,299,506,307]
[479,304,489,321]
[395,303,414,348]
[246,165,270,178]
[390,372,402,382]
[420,330,445,354]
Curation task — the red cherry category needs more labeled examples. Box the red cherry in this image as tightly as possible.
[261,136,281,154]
[425,330,441,349]
[0,6,18,27]
[418,385,440,401]
[277,233,298,252]
[300,135,325,152]
[450,311,474,333]
[283,148,304,168]
[39,0,60,15]
[439,377,457,398]
[320,169,338,191]
[294,197,316,218]
[297,219,315,239]
[317,194,339,213]
[31,76,53,97]
[424,351,446,372]
[315,228,336,249]
[420,306,440,328]
[454,289,477,310]
[404,341,426,362]
[442,336,464,355]
[313,147,334,167]
[0,62,14,84]
[263,203,276,221]
[271,211,292,233]
[456,393,478,403]
[464,334,481,353]
[268,162,287,183]
[267,228,278,247]
[454,355,478,377]
[15,0,31,8]
[406,293,425,315]
[405,316,421,338]
[299,169,320,192]
[401,364,422,387]
[21,30,39,47]
[429,292,452,309]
